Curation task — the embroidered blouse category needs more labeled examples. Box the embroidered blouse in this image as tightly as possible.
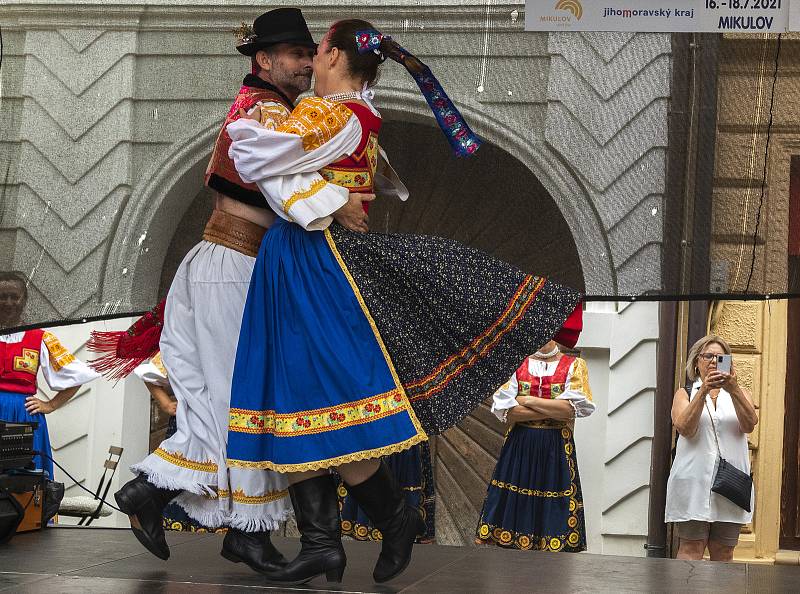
[0,330,100,393]
[227,96,408,230]
[491,356,596,423]
[133,351,170,389]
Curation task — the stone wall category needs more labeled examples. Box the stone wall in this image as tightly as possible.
[0,1,672,327]
[712,33,800,294]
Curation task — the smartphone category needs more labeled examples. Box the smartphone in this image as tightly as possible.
[716,354,732,374]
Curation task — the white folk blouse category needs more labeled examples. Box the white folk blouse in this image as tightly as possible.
[0,331,100,391]
[227,96,408,231]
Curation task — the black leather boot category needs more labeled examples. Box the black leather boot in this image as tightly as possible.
[266,474,346,585]
[114,474,180,560]
[220,528,287,577]
[345,461,424,583]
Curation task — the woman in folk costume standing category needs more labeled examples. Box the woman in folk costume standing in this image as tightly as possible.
[225,20,583,585]
[0,272,101,478]
[475,341,595,552]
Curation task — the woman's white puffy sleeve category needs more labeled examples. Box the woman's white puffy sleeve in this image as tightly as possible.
[228,97,364,229]
[557,358,596,418]
[491,374,520,422]
[39,332,101,391]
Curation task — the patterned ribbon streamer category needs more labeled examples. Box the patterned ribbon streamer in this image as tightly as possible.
[356,30,482,157]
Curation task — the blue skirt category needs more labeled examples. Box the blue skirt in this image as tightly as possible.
[228,219,581,472]
[476,422,586,552]
[338,441,435,543]
[228,219,426,472]
[0,390,54,479]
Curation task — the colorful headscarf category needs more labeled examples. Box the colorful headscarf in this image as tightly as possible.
[356,30,481,157]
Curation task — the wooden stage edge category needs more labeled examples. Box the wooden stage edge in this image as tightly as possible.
[0,527,798,593]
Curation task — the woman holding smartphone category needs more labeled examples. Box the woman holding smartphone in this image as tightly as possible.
[665,335,759,560]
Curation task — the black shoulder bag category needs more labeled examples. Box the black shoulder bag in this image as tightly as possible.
[706,401,752,512]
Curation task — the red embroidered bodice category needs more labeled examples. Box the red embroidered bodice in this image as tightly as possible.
[0,329,44,395]
[515,355,575,400]
[320,102,381,213]
[206,86,292,208]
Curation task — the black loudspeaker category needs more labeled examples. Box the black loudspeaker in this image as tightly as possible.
[0,488,24,544]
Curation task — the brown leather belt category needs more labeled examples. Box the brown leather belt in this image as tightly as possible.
[202,209,267,258]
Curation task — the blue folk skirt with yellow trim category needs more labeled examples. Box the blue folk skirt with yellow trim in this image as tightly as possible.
[227,219,581,472]
[475,421,586,552]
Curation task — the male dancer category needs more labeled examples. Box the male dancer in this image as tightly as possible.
[113,8,371,576]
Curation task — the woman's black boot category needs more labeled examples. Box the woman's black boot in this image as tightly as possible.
[345,461,425,583]
[114,474,180,560]
[268,474,346,585]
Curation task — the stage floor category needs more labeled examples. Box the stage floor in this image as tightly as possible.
[0,528,798,593]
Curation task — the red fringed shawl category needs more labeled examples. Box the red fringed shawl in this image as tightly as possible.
[87,299,165,381]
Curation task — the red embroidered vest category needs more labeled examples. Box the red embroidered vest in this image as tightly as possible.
[0,329,44,395]
[205,86,292,208]
[515,355,575,400]
[320,102,381,213]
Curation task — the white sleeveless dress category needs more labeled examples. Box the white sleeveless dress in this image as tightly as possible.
[665,380,753,524]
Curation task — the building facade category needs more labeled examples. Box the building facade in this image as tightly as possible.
[1,2,671,550]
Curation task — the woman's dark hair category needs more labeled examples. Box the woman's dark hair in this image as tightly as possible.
[0,271,28,300]
[327,19,382,87]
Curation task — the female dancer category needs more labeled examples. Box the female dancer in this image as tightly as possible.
[226,20,583,585]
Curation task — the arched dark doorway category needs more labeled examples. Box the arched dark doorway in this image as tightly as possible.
[158,185,214,299]
[374,120,585,291]
[159,120,585,296]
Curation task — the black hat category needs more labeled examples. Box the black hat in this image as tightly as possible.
[235,8,316,56]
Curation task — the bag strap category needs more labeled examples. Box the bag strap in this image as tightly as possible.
[703,398,723,459]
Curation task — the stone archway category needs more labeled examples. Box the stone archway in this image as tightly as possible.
[146,117,587,297]
[101,121,220,311]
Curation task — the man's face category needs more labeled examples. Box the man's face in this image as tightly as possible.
[260,43,315,98]
[0,281,26,327]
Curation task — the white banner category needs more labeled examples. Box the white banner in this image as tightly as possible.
[525,0,790,32]
[791,0,800,29]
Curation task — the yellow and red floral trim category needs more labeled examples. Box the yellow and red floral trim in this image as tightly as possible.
[229,389,411,437]
[319,166,373,192]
